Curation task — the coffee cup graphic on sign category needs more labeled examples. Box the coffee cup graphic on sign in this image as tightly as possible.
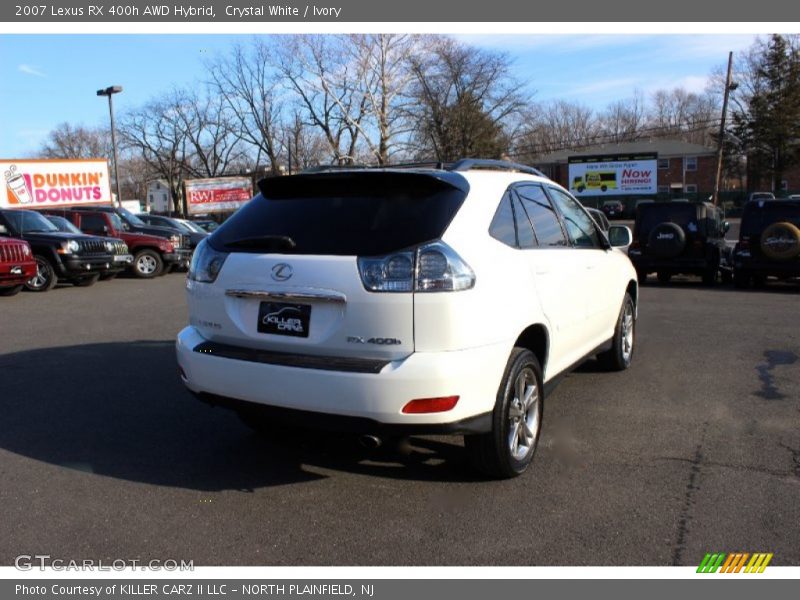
[5,165,33,205]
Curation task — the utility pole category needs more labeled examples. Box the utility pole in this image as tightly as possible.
[712,52,734,207]
[96,86,123,208]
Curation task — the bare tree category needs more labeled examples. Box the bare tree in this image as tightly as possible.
[119,97,191,215]
[648,87,718,145]
[515,100,596,159]
[168,88,246,178]
[39,123,111,159]
[597,91,646,143]
[208,41,285,175]
[271,35,366,165]
[346,34,421,164]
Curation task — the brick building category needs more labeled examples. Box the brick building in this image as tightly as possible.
[533,140,721,199]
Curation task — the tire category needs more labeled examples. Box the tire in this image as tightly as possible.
[601,185,608,192]
[597,292,636,371]
[701,268,717,285]
[648,222,686,258]
[0,284,23,297]
[760,221,800,261]
[657,271,671,284]
[25,255,57,292]
[73,273,100,287]
[720,270,733,284]
[733,270,750,289]
[132,250,163,278]
[465,348,543,479]
[635,269,648,283]
[99,272,118,281]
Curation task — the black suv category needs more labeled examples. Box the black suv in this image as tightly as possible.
[733,199,800,287]
[628,201,731,284]
[0,208,114,291]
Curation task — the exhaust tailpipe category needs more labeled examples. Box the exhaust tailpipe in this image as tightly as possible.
[358,434,382,449]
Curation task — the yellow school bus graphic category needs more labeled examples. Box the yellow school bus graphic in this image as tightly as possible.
[572,171,618,193]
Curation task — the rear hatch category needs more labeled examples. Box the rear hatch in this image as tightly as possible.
[197,171,468,361]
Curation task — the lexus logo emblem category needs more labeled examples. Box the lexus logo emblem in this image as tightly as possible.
[271,263,293,281]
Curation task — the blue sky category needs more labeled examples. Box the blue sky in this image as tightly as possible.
[0,34,758,157]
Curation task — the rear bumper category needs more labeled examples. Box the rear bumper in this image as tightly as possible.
[176,325,508,431]
[630,254,712,274]
[734,257,800,278]
[164,249,192,269]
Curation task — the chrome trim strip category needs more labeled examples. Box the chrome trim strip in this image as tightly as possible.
[225,288,346,304]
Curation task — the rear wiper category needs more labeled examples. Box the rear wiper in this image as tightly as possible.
[224,235,297,251]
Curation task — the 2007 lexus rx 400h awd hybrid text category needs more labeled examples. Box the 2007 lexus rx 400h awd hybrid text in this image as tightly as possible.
[176,160,638,478]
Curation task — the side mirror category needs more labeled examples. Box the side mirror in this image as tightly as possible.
[608,225,632,248]
[0,224,7,235]
[722,221,730,234]
[103,225,109,234]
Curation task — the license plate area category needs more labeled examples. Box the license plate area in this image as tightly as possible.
[257,301,311,338]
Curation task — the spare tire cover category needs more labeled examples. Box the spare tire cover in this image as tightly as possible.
[761,221,800,261]
[648,222,687,258]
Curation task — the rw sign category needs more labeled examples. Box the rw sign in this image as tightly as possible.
[568,153,657,197]
[185,176,252,215]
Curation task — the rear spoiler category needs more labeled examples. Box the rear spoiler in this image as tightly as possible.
[258,170,470,198]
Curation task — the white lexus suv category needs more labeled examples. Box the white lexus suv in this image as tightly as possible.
[176,160,637,478]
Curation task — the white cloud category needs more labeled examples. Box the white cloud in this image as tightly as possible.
[18,64,46,77]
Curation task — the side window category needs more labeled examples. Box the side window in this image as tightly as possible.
[547,187,602,249]
[513,197,536,249]
[488,192,517,247]
[515,185,568,248]
[81,214,106,232]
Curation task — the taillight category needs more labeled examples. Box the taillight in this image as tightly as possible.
[402,396,459,414]
[357,241,475,293]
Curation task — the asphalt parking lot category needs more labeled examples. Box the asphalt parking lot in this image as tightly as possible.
[1,271,799,566]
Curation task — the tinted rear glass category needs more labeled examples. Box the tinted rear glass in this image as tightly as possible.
[211,172,469,256]
[741,202,800,236]
[638,204,698,236]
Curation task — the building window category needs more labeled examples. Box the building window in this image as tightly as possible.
[685,184,698,193]
[657,185,670,194]
[781,180,789,191]
[149,194,153,201]
[658,158,670,170]
[155,182,161,190]
[685,156,698,171]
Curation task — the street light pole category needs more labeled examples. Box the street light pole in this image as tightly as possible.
[712,53,734,207]
[97,85,123,208]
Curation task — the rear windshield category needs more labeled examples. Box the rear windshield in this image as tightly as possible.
[637,204,698,236]
[210,172,469,256]
[741,202,800,236]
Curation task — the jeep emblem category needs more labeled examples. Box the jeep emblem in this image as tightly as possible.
[271,263,293,281]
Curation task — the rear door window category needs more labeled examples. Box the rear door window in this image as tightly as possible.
[515,184,567,248]
[546,186,602,248]
[212,172,469,256]
[638,204,699,238]
[741,202,800,236]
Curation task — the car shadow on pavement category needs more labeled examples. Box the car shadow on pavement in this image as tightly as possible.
[0,341,478,490]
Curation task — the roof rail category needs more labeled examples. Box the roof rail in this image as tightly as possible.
[298,164,370,173]
[450,159,547,178]
[299,158,547,178]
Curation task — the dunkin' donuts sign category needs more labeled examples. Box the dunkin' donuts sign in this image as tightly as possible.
[2,159,113,209]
